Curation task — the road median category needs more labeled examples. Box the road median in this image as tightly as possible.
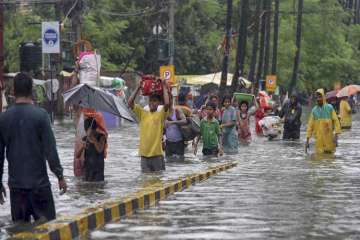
[12,161,237,240]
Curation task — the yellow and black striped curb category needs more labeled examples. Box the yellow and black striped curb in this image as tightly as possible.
[12,161,237,240]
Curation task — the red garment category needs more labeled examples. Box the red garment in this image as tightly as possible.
[238,113,251,143]
[81,108,109,158]
[258,91,270,107]
[255,108,265,135]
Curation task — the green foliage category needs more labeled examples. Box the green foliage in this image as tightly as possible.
[3,0,360,92]
[278,0,360,91]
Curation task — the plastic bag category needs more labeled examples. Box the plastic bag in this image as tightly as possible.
[79,52,101,86]
[259,116,282,139]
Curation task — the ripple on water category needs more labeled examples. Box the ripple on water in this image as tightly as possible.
[2,115,360,240]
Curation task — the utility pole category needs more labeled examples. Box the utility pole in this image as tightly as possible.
[272,0,280,75]
[55,0,64,117]
[232,0,249,92]
[155,0,161,75]
[168,0,175,65]
[219,0,233,97]
[73,0,82,43]
[289,0,304,94]
[0,2,4,112]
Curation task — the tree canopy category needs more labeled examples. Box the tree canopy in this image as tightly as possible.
[3,0,360,92]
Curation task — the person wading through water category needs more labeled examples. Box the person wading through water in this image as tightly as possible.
[0,73,67,223]
[76,114,107,182]
[279,94,302,140]
[128,78,170,173]
[305,89,341,154]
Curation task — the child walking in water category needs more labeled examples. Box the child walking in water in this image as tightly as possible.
[220,96,238,154]
[237,101,252,144]
[194,102,223,157]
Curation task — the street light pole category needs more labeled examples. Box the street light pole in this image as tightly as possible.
[168,0,175,65]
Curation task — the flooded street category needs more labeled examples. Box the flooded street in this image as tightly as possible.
[0,117,237,239]
[1,113,360,239]
[87,114,360,240]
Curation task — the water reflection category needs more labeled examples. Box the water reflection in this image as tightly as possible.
[0,119,219,238]
[1,112,360,239]
[86,114,360,240]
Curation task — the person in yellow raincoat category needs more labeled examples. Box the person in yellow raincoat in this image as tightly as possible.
[339,97,352,129]
[305,89,341,154]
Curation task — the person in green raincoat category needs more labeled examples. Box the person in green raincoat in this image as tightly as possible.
[305,89,341,154]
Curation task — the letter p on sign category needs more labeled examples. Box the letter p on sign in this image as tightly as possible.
[160,65,176,85]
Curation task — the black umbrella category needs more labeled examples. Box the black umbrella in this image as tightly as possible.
[63,84,136,122]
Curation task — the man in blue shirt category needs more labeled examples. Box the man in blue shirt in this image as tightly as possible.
[0,73,67,223]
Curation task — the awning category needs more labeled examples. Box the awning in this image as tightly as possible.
[176,72,252,89]
[176,72,233,86]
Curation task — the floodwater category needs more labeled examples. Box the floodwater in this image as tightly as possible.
[1,112,360,240]
[86,114,360,240]
[0,117,236,239]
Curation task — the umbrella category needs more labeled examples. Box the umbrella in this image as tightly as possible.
[326,90,338,100]
[63,84,136,122]
[336,85,360,98]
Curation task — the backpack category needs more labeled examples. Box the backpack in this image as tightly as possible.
[180,115,201,141]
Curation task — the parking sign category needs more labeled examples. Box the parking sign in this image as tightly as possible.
[266,75,277,92]
[160,65,176,85]
[42,22,60,54]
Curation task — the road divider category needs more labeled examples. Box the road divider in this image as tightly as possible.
[12,161,237,240]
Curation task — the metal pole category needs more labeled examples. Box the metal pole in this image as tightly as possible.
[156,0,160,75]
[49,54,54,123]
[168,0,175,65]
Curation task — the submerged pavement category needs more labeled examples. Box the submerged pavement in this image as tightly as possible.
[0,118,238,239]
[87,115,360,240]
[1,113,360,239]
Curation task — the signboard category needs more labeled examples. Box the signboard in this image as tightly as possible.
[266,75,277,92]
[42,22,60,54]
[160,65,176,85]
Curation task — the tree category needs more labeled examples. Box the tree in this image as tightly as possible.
[248,0,261,87]
[219,0,233,97]
[272,0,280,74]
[262,0,272,79]
[255,0,267,90]
[232,0,249,91]
[289,0,304,94]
